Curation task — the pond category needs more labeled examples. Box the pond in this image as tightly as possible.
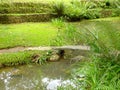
[0,49,88,90]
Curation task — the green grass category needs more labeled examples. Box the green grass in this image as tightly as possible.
[0,50,44,67]
[90,16,120,21]
[0,22,57,49]
[0,0,72,3]
[52,17,120,46]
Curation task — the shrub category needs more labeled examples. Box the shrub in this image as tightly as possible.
[50,0,65,17]
[64,0,96,21]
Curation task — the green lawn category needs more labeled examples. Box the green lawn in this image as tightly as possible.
[0,22,58,49]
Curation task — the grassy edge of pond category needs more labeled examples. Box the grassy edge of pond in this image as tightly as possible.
[0,50,48,68]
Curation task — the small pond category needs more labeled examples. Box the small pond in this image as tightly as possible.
[0,50,88,90]
[0,60,75,90]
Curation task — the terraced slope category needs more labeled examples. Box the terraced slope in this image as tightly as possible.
[0,0,119,23]
[0,1,56,23]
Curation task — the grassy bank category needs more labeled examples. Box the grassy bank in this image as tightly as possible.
[51,17,120,46]
[90,16,120,21]
[0,22,57,49]
[0,50,45,67]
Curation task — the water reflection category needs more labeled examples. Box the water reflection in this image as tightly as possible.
[42,77,76,90]
[0,59,75,90]
[0,70,76,90]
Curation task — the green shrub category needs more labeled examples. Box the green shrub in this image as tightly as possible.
[50,0,65,17]
[84,9,101,19]
[64,0,96,21]
[95,0,120,9]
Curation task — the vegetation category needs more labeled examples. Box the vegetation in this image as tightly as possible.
[50,0,120,21]
[0,50,54,67]
[0,0,119,23]
[53,18,120,89]
[0,50,41,67]
[0,0,120,89]
[0,22,57,49]
[0,0,71,3]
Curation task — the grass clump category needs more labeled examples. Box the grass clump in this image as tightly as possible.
[0,50,52,67]
[0,51,38,67]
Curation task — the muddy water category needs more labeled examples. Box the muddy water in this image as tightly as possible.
[0,60,76,90]
[0,50,89,90]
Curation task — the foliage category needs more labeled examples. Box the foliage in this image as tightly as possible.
[50,0,65,17]
[95,0,120,9]
[64,0,97,21]
[0,51,43,67]
[53,19,120,89]
[52,22,81,45]
[37,50,52,65]
[74,22,120,89]
[51,17,65,28]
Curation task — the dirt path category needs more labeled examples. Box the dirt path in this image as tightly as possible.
[0,45,90,54]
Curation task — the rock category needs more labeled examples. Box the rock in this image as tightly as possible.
[49,54,60,62]
[70,55,85,63]
[10,68,22,78]
[48,50,65,62]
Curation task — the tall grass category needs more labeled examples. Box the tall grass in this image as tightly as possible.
[74,21,120,90]
[53,19,120,89]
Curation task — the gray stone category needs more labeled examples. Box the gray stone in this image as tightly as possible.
[70,55,85,63]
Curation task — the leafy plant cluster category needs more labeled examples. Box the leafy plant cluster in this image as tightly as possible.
[96,0,120,9]
[36,50,52,65]
[51,0,120,21]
